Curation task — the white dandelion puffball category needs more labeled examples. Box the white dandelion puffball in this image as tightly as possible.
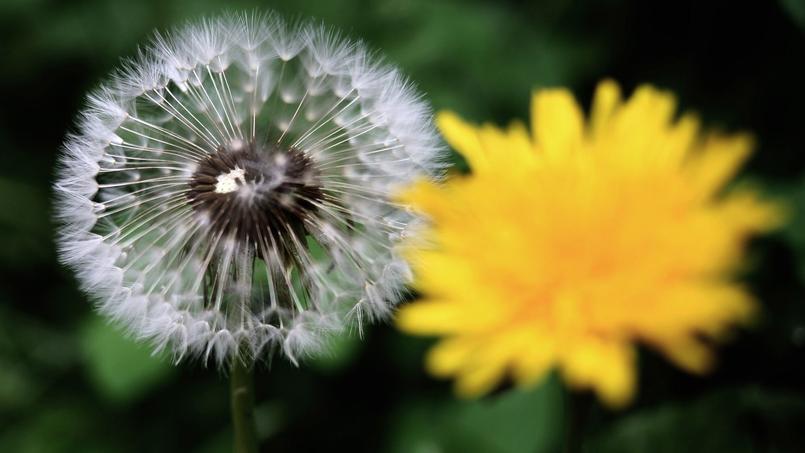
[54,12,443,365]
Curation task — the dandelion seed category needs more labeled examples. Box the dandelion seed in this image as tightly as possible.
[396,80,781,407]
[54,12,444,366]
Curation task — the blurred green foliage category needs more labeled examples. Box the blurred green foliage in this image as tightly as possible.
[1,0,805,452]
[587,386,805,453]
[387,376,562,453]
[78,316,175,404]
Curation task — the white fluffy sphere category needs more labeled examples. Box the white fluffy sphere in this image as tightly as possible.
[54,12,444,366]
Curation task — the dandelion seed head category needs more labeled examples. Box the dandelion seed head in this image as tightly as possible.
[54,11,444,366]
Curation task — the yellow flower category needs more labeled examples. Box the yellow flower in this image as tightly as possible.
[396,80,782,408]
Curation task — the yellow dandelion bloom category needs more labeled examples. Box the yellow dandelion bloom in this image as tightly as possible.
[396,80,782,408]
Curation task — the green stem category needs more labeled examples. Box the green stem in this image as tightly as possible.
[230,359,258,453]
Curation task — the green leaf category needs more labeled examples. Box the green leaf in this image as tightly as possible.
[0,360,38,410]
[586,386,805,453]
[78,315,174,404]
[387,376,563,453]
[0,401,114,453]
[780,0,805,30]
[452,381,563,453]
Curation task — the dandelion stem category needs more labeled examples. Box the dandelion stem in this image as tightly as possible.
[230,359,258,453]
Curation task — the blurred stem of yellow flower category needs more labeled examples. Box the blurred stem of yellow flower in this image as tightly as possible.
[396,80,782,408]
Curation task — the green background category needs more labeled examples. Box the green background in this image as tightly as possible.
[2,0,805,451]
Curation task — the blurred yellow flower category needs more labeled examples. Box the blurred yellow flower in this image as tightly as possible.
[396,80,782,407]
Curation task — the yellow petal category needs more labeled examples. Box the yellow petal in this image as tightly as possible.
[686,134,753,198]
[511,333,555,387]
[657,113,700,168]
[396,299,499,334]
[476,120,537,171]
[453,332,520,397]
[590,79,622,138]
[599,85,678,169]
[531,88,585,159]
[426,336,479,377]
[396,179,445,214]
[594,343,635,408]
[455,361,507,397]
[720,190,784,232]
[396,301,461,334]
[657,337,714,375]
[561,339,636,408]
[436,111,488,172]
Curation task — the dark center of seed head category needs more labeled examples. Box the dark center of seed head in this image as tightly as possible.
[187,140,323,247]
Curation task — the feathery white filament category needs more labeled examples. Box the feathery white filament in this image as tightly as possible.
[54,12,444,366]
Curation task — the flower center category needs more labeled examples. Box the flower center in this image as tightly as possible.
[214,167,247,194]
[187,140,324,247]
